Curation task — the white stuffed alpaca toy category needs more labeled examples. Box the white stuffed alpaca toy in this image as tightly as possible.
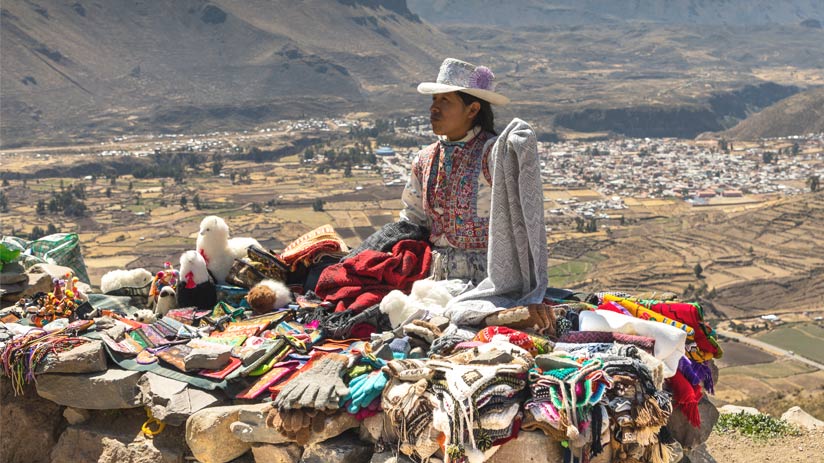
[177,250,217,311]
[195,215,260,284]
[100,268,153,294]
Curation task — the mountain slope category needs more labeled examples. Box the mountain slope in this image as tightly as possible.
[718,87,824,139]
[0,0,456,147]
[408,0,824,27]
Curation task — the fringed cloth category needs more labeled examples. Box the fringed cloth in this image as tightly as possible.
[1,328,88,395]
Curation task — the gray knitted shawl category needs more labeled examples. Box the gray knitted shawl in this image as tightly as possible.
[445,118,547,325]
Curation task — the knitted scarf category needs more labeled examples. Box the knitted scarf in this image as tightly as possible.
[667,370,702,427]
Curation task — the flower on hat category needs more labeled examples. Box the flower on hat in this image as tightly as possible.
[469,66,495,91]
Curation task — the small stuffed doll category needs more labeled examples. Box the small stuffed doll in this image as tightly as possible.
[176,250,217,311]
[149,261,179,309]
[154,286,178,316]
[246,279,292,315]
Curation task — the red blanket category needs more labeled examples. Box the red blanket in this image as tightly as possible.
[315,240,432,313]
[646,302,718,355]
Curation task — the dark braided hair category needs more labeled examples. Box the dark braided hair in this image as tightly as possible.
[457,91,496,135]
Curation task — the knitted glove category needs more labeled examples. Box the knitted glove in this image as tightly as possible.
[274,353,350,410]
[341,369,389,413]
[266,407,318,433]
[484,303,555,336]
[389,337,412,359]
[403,319,443,345]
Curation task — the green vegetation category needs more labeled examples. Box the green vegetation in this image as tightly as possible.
[548,252,606,287]
[754,323,824,364]
[715,412,800,439]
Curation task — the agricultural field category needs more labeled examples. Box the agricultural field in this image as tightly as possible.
[754,323,824,364]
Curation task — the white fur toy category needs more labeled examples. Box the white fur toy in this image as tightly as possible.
[100,268,153,294]
[196,215,260,284]
[177,250,217,311]
[154,286,178,316]
[179,250,211,287]
[380,279,468,329]
[132,309,157,324]
[246,279,292,314]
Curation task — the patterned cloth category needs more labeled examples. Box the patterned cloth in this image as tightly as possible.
[429,245,488,284]
[558,331,656,354]
[279,225,349,272]
[639,300,722,361]
[445,119,548,325]
[400,125,497,250]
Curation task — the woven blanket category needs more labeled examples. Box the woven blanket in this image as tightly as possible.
[315,240,431,313]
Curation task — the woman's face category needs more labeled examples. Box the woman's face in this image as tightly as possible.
[429,92,479,140]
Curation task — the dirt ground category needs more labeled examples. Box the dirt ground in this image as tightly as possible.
[706,428,824,463]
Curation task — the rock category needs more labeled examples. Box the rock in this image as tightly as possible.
[17,270,54,299]
[231,405,359,445]
[230,421,291,445]
[139,372,224,426]
[1,377,64,463]
[487,431,564,463]
[230,403,290,444]
[781,406,824,430]
[718,404,760,415]
[299,430,373,463]
[679,442,717,463]
[51,425,183,463]
[101,319,130,339]
[359,412,388,444]
[36,340,108,374]
[64,407,91,425]
[1,280,27,300]
[669,394,720,449]
[30,263,75,279]
[184,339,233,370]
[36,369,144,409]
[251,443,303,463]
[370,453,418,463]
[0,262,27,284]
[187,405,252,463]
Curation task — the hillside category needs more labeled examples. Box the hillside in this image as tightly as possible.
[408,0,824,27]
[0,0,455,148]
[718,87,824,139]
[550,193,824,320]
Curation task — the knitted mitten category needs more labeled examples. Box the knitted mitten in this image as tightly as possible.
[274,354,350,410]
[341,369,389,413]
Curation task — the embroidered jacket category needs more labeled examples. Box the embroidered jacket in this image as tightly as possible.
[401,127,497,250]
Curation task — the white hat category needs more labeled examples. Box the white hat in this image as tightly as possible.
[418,58,510,106]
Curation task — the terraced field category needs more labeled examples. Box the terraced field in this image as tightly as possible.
[555,194,824,319]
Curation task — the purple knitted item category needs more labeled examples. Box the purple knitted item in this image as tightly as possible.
[678,357,714,394]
